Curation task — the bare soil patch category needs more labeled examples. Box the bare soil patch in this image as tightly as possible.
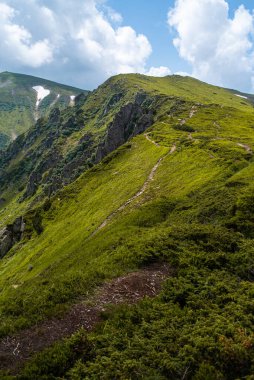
[0,263,170,374]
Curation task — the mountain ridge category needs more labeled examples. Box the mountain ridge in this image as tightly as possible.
[1,73,254,378]
[0,71,88,149]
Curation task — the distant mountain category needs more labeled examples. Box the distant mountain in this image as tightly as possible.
[1,74,254,378]
[228,87,254,105]
[0,71,88,148]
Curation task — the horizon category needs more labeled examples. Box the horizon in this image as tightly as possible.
[1,70,252,96]
[0,0,254,92]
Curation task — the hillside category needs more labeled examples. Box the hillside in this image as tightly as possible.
[0,72,87,149]
[1,74,254,379]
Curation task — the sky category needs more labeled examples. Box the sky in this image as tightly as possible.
[0,0,254,92]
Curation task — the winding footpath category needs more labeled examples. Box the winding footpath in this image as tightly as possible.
[0,132,174,373]
[93,135,176,234]
[144,132,160,146]
[237,143,253,154]
[93,105,253,236]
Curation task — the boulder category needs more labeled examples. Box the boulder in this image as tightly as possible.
[0,216,25,259]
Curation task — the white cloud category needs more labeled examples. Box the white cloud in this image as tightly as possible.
[168,0,254,91]
[0,2,13,18]
[0,0,152,88]
[174,71,190,77]
[0,2,53,67]
[103,5,123,23]
[145,66,171,77]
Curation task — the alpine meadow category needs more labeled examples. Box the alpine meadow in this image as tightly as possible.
[1,0,254,379]
[0,72,254,379]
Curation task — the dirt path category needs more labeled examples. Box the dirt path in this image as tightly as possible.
[0,263,170,374]
[94,142,176,234]
[169,144,176,154]
[237,143,253,154]
[179,118,186,125]
[144,133,160,147]
[189,105,197,118]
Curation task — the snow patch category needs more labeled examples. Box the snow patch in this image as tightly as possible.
[11,131,17,141]
[235,94,248,99]
[33,86,50,108]
[70,95,75,106]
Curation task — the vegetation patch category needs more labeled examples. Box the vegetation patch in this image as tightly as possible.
[1,74,254,378]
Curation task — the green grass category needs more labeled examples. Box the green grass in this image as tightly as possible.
[1,74,254,378]
[0,72,86,148]
[109,74,252,109]
[0,135,166,333]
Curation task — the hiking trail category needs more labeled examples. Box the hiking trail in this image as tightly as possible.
[0,263,171,374]
[93,135,176,234]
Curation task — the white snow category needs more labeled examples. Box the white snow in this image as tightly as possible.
[70,95,75,106]
[33,86,50,108]
[235,94,248,99]
[11,131,17,141]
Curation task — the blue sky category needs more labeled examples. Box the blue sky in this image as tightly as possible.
[108,0,183,71]
[109,0,254,76]
[0,0,254,92]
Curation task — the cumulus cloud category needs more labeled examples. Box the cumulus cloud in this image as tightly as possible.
[145,66,171,77]
[168,0,254,91]
[103,5,123,23]
[0,2,53,67]
[0,0,152,88]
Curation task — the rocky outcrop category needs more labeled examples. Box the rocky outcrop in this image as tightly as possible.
[48,108,61,125]
[0,217,25,258]
[0,197,5,206]
[75,92,88,107]
[96,94,154,162]
[0,90,156,259]
[103,92,124,116]
[0,89,155,203]
[23,150,61,199]
[25,171,42,198]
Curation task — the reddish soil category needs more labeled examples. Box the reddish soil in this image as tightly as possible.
[0,263,170,374]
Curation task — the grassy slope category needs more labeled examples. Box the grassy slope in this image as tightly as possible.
[1,74,254,378]
[0,74,150,220]
[112,74,251,107]
[0,72,86,147]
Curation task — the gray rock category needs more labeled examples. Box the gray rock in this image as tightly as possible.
[0,216,25,259]
[0,228,13,258]
[103,92,124,116]
[96,94,153,162]
[48,107,61,125]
